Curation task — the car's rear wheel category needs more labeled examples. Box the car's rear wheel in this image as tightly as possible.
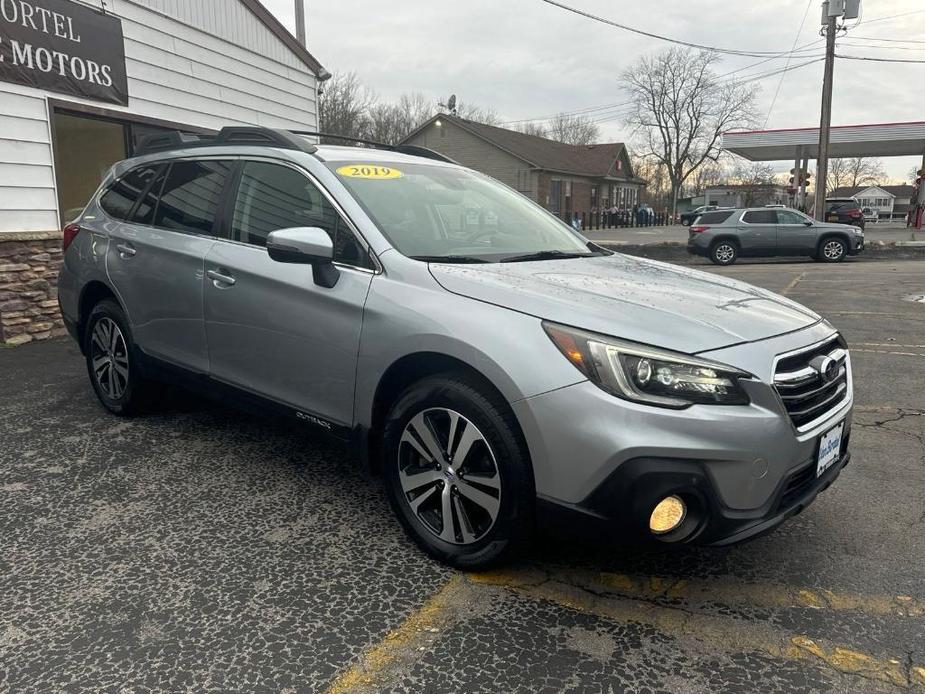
[382,374,534,569]
[710,241,738,266]
[818,237,847,263]
[84,299,157,416]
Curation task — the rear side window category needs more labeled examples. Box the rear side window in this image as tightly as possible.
[99,165,161,221]
[231,161,374,269]
[742,210,776,224]
[153,160,233,235]
[131,165,167,226]
[696,211,734,225]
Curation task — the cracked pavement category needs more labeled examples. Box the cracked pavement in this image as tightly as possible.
[1,259,924,692]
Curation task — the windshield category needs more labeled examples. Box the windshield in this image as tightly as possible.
[329,161,596,262]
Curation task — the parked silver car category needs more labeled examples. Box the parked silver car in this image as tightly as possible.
[58,128,853,568]
[687,207,865,265]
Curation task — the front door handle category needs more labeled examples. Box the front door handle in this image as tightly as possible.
[207,269,236,287]
[116,243,136,258]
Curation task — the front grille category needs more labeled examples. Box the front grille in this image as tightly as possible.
[774,335,850,430]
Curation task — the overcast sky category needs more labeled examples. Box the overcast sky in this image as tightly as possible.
[264,0,924,181]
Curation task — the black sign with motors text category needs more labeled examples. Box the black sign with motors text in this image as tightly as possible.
[0,0,128,105]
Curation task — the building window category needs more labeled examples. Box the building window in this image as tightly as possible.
[549,180,562,214]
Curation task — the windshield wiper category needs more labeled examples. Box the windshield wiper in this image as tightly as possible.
[409,255,493,264]
[500,250,592,263]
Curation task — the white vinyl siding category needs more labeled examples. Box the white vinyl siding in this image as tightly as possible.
[0,85,58,232]
[0,0,320,233]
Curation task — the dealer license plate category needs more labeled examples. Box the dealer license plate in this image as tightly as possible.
[827,215,839,222]
[816,421,844,477]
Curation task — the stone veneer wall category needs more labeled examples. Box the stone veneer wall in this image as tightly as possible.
[0,232,67,346]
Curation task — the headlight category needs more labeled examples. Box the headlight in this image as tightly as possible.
[543,322,752,408]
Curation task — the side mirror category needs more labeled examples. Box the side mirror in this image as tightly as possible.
[266,227,340,288]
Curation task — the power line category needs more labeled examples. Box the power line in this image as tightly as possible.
[850,35,925,45]
[539,0,827,59]
[499,38,825,127]
[765,0,816,128]
[838,40,925,52]
[854,9,925,26]
[836,54,925,64]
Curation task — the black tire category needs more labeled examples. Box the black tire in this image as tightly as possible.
[382,373,534,569]
[709,240,739,266]
[817,237,847,263]
[84,299,157,416]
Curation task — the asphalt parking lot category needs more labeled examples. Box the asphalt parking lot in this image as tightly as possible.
[1,259,924,693]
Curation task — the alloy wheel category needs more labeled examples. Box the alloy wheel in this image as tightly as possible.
[397,408,502,545]
[714,244,735,263]
[823,240,845,261]
[89,317,129,400]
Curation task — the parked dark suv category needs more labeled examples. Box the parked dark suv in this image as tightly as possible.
[823,198,866,230]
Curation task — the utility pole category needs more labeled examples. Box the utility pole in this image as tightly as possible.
[814,11,837,220]
[294,0,307,46]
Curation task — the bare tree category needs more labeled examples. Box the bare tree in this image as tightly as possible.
[826,157,887,193]
[547,113,600,146]
[686,160,726,197]
[514,121,550,139]
[366,92,435,144]
[456,102,500,125]
[632,155,671,208]
[318,71,376,144]
[622,48,758,215]
[730,160,777,207]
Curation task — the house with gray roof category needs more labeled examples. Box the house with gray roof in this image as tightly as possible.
[401,114,645,224]
[829,185,917,221]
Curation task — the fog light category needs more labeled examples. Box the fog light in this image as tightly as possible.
[649,495,686,534]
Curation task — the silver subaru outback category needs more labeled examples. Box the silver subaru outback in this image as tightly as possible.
[58,128,853,568]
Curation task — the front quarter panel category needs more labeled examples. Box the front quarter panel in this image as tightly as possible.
[354,253,586,430]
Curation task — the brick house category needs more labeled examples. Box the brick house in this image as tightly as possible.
[401,114,645,223]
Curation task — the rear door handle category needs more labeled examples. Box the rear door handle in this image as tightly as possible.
[207,269,236,287]
[116,243,136,258]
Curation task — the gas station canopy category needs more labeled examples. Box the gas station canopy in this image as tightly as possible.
[723,121,925,161]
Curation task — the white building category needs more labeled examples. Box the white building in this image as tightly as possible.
[0,0,327,344]
[829,185,917,221]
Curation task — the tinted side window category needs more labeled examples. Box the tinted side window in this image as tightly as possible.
[742,210,777,224]
[99,165,160,221]
[697,211,734,225]
[231,161,373,269]
[153,160,232,235]
[130,165,167,225]
[777,210,806,225]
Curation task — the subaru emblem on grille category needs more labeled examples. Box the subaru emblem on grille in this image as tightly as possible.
[809,355,839,383]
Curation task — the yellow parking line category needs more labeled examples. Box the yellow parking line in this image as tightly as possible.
[325,574,469,694]
[473,568,924,618]
[472,570,924,688]
[780,272,806,295]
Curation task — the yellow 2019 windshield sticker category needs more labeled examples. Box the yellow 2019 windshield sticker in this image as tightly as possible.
[336,165,403,180]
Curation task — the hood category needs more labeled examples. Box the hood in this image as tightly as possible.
[429,254,820,354]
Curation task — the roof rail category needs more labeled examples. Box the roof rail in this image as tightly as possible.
[135,126,317,156]
[291,131,458,164]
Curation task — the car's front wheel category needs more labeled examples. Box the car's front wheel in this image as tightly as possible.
[382,374,534,569]
[710,241,739,266]
[818,237,847,263]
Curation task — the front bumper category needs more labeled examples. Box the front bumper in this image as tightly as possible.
[849,237,865,255]
[513,323,853,545]
[537,446,849,546]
